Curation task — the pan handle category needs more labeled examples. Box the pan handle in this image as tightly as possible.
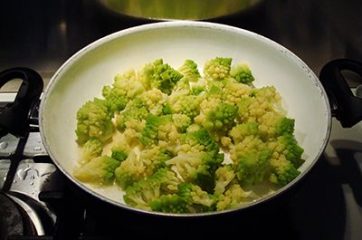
[0,68,43,137]
[319,59,362,128]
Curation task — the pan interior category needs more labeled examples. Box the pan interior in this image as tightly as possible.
[40,22,330,210]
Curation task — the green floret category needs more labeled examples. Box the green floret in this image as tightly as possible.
[190,85,206,95]
[214,165,236,195]
[102,86,128,113]
[269,156,300,186]
[74,156,120,185]
[276,117,295,136]
[230,63,255,84]
[166,152,223,193]
[229,122,259,144]
[235,148,272,186]
[150,182,216,213]
[204,57,232,81]
[75,98,114,145]
[111,150,128,162]
[216,184,251,211]
[149,194,188,213]
[177,183,216,212]
[183,128,220,156]
[115,147,173,189]
[140,59,183,95]
[178,59,201,82]
[115,98,149,131]
[172,114,192,133]
[140,114,174,145]
[81,138,103,163]
[124,168,181,210]
[276,134,304,167]
[167,93,203,118]
[114,151,145,188]
[102,70,145,113]
[203,102,238,132]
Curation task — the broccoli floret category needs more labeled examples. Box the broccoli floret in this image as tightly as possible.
[115,98,149,131]
[257,112,296,139]
[167,93,203,118]
[200,102,238,133]
[269,155,300,186]
[161,102,172,115]
[276,117,295,136]
[235,148,272,186]
[181,128,220,156]
[166,152,223,192]
[222,80,253,105]
[74,156,120,185]
[150,182,216,213]
[75,98,114,145]
[178,59,201,82]
[149,194,188,213]
[177,182,215,212]
[141,147,174,176]
[190,85,206,95]
[140,59,183,95]
[272,134,304,168]
[140,114,176,145]
[230,136,272,185]
[102,70,145,113]
[115,146,174,189]
[230,63,255,84]
[114,150,145,189]
[236,87,283,129]
[111,150,128,162]
[229,122,259,144]
[216,184,252,211]
[137,88,166,115]
[172,114,192,133]
[204,57,232,81]
[81,138,103,163]
[214,165,236,195]
[102,86,128,114]
[123,168,181,210]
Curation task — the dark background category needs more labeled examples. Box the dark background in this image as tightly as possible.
[0,0,361,85]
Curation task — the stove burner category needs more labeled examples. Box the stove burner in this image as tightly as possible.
[0,192,37,240]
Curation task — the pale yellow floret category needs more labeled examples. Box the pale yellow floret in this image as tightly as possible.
[138,89,166,115]
[214,166,235,195]
[223,81,252,105]
[229,136,265,162]
[116,150,146,180]
[216,184,252,211]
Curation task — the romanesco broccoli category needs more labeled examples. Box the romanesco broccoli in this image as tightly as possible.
[75,98,114,145]
[74,57,305,214]
[81,138,103,163]
[230,63,255,84]
[123,168,181,210]
[140,59,183,95]
[74,156,120,185]
[204,57,232,81]
[269,155,300,186]
[178,59,201,82]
